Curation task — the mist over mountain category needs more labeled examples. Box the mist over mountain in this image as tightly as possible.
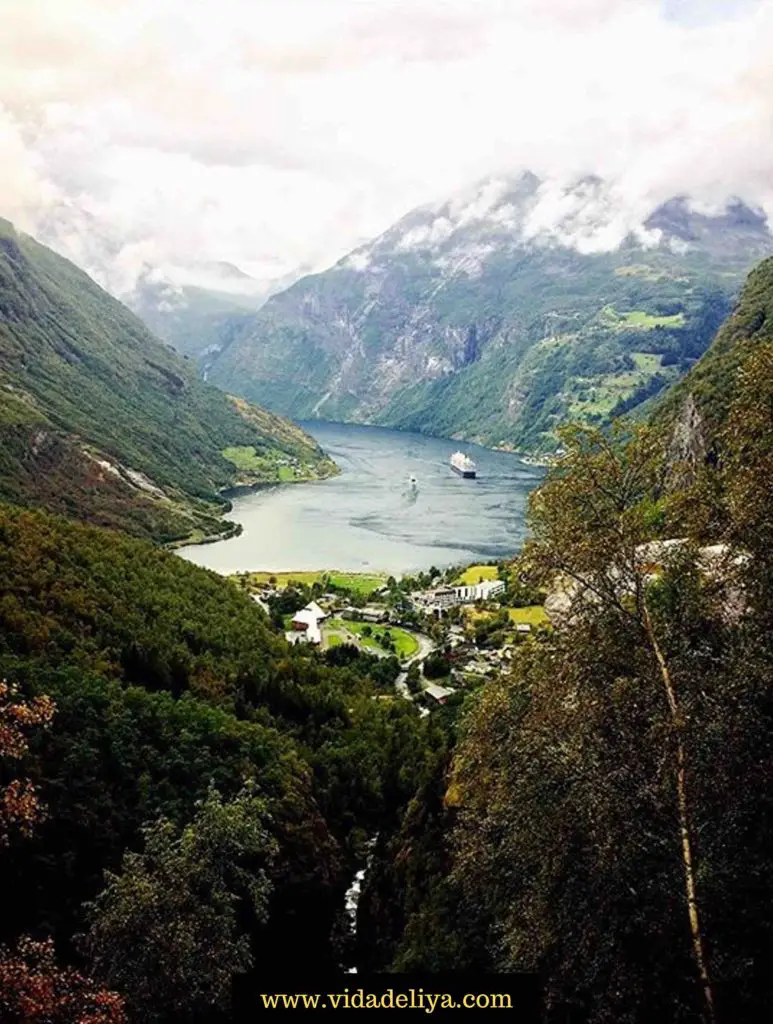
[206,173,773,453]
[126,262,275,365]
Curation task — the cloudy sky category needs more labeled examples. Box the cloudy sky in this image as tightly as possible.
[1,0,771,295]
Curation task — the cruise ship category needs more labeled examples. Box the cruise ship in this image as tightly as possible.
[450,451,476,478]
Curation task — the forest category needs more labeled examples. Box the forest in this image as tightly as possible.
[359,257,773,1022]
[3,258,773,1022]
[0,504,443,1020]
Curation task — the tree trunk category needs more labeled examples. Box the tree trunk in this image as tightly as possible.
[642,601,716,1024]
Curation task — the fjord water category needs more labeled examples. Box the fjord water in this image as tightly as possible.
[178,421,543,574]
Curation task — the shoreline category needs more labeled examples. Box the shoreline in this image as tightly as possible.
[172,464,343,551]
[300,416,555,466]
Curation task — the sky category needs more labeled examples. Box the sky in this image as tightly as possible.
[1,0,771,296]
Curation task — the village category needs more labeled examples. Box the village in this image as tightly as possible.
[232,563,550,709]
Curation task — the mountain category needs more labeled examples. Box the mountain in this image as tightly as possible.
[0,218,336,543]
[655,255,773,462]
[206,173,773,454]
[126,261,275,367]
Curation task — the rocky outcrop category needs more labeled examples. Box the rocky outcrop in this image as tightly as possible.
[664,393,709,488]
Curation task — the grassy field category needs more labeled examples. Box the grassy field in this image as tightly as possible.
[631,352,663,372]
[507,605,550,627]
[242,570,387,595]
[566,351,670,420]
[455,564,499,585]
[222,445,266,471]
[599,305,685,330]
[618,309,685,329]
[222,446,319,484]
[326,617,419,658]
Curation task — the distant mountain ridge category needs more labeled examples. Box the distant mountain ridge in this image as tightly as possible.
[124,258,319,378]
[0,217,336,542]
[204,173,773,454]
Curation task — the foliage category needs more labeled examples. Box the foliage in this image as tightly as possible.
[0,219,335,541]
[0,680,54,845]
[446,417,773,1020]
[0,937,126,1024]
[0,501,431,1000]
[422,652,451,679]
[84,786,276,1022]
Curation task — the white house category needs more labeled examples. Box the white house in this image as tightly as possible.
[304,600,327,621]
[288,604,324,645]
[453,579,505,603]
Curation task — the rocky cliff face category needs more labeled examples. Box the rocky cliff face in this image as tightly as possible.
[206,174,773,454]
[655,255,773,462]
[663,393,709,489]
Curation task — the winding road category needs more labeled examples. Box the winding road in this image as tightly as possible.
[393,631,436,700]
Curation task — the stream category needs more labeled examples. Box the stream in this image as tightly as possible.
[342,837,377,973]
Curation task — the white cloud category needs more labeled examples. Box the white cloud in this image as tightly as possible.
[0,0,771,294]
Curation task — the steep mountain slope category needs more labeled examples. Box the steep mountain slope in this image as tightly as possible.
[655,255,773,459]
[126,261,272,366]
[208,174,773,454]
[0,218,336,542]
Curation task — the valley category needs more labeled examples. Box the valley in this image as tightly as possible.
[177,420,543,573]
[201,177,773,455]
[5,221,773,1021]
[5,3,773,1019]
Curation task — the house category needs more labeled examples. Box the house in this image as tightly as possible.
[418,580,506,611]
[428,586,459,610]
[288,604,324,644]
[515,623,532,634]
[454,579,506,603]
[345,605,389,623]
[304,600,327,621]
[361,605,389,623]
[424,682,455,705]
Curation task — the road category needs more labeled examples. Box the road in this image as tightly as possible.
[394,631,436,701]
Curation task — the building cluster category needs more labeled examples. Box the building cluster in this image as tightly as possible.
[415,578,505,616]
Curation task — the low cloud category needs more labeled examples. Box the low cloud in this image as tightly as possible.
[0,0,771,295]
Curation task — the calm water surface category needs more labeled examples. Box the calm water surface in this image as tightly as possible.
[178,422,543,575]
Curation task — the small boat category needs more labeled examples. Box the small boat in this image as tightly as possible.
[409,474,417,487]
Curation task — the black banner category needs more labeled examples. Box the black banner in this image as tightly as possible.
[241,974,541,1019]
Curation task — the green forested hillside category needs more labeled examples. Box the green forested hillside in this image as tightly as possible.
[0,218,336,542]
[206,177,773,454]
[0,503,436,1017]
[356,260,773,1020]
[655,255,773,444]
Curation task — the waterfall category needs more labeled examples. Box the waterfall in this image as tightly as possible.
[342,836,377,974]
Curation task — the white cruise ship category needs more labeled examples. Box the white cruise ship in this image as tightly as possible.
[450,451,476,478]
